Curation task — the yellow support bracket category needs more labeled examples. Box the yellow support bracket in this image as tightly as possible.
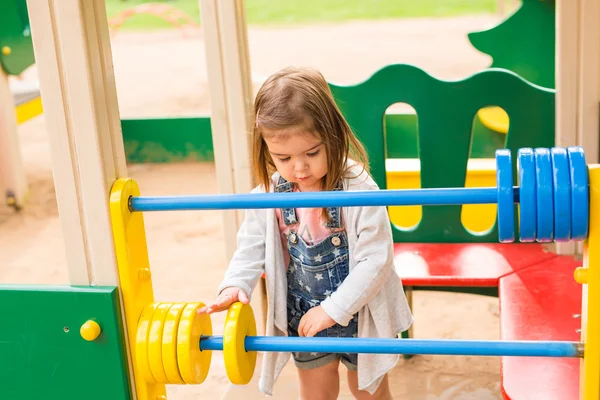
[109,178,166,400]
[580,165,600,399]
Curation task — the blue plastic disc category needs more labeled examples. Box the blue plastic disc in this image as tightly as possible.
[567,146,589,240]
[517,148,536,242]
[550,148,572,241]
[496,149,515,243]
[534,148,554,242]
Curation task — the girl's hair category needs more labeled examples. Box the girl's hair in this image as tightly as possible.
[252,66,369,195]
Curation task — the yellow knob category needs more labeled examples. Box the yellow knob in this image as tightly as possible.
[574,267,588,284]
[80,320,102,341]
[138,268,151,281]
[2,46,11,56]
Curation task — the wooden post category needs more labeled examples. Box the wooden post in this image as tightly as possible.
[199,0,267,332]
[555,0,600,255]
[576,0,600,165]
[0,68,28,209]
[26,0,127,288]
[555,0,579,256]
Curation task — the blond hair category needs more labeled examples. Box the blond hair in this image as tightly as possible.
[252,66,369,199]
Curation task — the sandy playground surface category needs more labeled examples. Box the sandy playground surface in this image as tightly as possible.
[2,14,511,399]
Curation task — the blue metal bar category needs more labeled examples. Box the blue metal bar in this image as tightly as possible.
[130,187,505,212]
[199,336,582,358]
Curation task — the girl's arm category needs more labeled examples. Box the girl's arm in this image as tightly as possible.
[320,195,395,326]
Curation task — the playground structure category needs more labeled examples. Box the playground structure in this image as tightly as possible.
[0,0,199,211]
[0,0,38,210]
[112,145,595,400]
[116,0,560,240]
[1,0,600,399]
[0,0,557,227]
[0,0,568,239]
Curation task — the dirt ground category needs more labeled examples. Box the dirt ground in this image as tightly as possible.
[2,14,508,399]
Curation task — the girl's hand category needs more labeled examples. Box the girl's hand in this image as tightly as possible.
[197,287,249,314]
[298,305,336,337]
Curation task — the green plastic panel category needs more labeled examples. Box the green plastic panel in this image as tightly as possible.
[385,113,506,159]
[122,116,214,163]
[468,0,555,88]
[120,113,505,164]
[0,285,132,400]
[329,64,555,243]
[0,0,35,76]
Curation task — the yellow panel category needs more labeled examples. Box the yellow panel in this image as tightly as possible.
[15,97,43,124]
[386,158,497,233]
[109,178,166,399]
[581,165,600,400]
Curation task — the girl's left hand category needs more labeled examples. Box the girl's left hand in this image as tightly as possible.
[298,305,336,337]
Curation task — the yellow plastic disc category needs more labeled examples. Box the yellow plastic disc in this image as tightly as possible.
[223,302,257,385]
[148,302,172,383]
[161,302,187,384]
[136,303,160,383]
[177,302,212,384]
[477,106,509,134]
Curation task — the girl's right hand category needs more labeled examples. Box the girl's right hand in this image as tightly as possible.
[196,287,249,314]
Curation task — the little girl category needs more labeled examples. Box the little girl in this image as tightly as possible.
[199,66,413,399]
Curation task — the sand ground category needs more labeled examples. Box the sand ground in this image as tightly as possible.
[2,14,508,399]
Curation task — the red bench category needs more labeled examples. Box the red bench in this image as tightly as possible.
[393,243,583,399]
[498,255,582,400]
[393,243,557,287]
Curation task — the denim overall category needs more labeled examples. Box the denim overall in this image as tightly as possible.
[276,177,359,369]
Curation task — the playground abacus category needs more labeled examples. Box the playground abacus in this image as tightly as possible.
[1,1,596,398]
[112,146,596,398]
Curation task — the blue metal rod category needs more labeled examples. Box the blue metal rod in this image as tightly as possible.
[199,336,582,358]
[130,186,508,212]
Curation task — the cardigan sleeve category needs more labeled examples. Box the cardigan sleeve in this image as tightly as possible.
[320,182,395,326]
[216,187,267,300]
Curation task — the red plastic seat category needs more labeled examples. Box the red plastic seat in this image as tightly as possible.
[394,243,557,287]
[498,255,582,400]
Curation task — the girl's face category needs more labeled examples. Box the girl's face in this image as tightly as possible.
[262,126,328,192]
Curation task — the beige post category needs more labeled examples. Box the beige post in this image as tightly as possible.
[575,0,600,165]
[555,0,580,255]
[555,0,600,255]
[0,68,28,209]
[199,0,267,332]
[26,0,127,286]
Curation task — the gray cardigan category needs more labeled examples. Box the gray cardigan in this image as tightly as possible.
[217,164,413,395]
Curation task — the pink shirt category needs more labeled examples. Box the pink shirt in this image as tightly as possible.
[275,188,344,267]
